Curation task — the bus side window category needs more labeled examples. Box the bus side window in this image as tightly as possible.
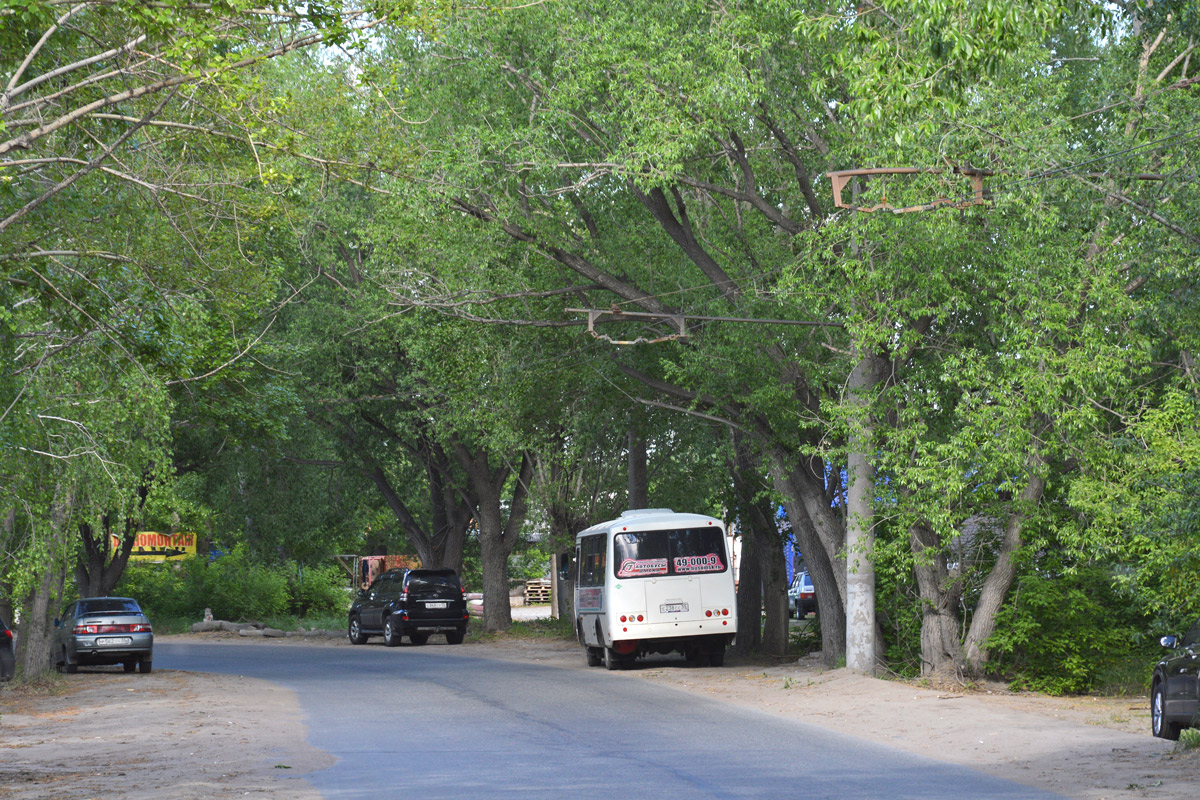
[578,534,605,587]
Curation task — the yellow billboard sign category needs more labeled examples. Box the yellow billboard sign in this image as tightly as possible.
[112,532,197,562]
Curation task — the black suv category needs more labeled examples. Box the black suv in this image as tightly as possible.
[1152,615,1200,739]
[348,568,468,646]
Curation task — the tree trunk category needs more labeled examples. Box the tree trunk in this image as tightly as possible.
[476,499,514,632]
[456,445,536,633]
[731,525,762,655]
[759,514,790,657]
[769,453,846,667]
[910,521,965,679]
[729,431,794,655]
[363,458,472,572]
[964,458,1047,672]
[20,485,74,678]
[75,482,149,597]
[627,419,648,510]
[844,350,886,675]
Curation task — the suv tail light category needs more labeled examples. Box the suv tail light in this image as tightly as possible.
[1,629,11,641]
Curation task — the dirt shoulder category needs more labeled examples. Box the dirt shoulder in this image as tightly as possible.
[1,633,1196,800]
[0,664,331,800]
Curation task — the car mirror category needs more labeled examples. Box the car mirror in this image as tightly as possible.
[1161,634,1178,649]
[53,618,60,628]
[557,552,571,582]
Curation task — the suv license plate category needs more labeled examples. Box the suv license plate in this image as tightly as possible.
[660,603,688,613]
[425,601,447,609]
[96,637,133,646]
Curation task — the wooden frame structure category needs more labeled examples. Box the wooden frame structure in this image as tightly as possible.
[826,167,993,214]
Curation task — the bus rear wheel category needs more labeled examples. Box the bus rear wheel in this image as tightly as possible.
[586,646,603,667]
[604,647,630,671]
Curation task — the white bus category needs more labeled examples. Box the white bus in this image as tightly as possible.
[569,508,737,669]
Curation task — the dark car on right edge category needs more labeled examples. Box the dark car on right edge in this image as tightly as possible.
[348,568,468,646]
[1,614,15,681]
[1151,616,1200,739]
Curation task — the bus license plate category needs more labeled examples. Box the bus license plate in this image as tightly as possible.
[425,602,447,609]
[660,602,688,613]
[96,637,132,646]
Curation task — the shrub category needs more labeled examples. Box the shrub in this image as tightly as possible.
[116,550,349,623]
[986,564,1145,694]
[114,559,206,619]
[287,562,349,616]
[202,546,288,621]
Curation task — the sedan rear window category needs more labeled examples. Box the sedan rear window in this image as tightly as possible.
[78,599,142,615]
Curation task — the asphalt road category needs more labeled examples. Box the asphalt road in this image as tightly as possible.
[157,641,1065,800]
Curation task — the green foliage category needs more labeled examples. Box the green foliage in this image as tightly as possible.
[874,557,925,678]
[789,616,822,659]
[112,560,205,619]
[986,563,1147,695]
[116,552,349,621]
[1178,729,1200,752]
[1068,390,1200,625]
[473,616,574,643]
[800,0,1111,128]
[199,547,289,621]
[286,562,349,616]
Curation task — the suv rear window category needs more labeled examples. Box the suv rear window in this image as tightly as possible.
[406,572,461,599]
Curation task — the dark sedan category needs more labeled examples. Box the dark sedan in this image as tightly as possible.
[1151,616,1200,739]
[53,597,154,674]
[1,615,14,681]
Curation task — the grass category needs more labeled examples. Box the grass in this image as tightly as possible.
[788,616,821,658]
[1091,652,1157,696]
[468,615,575,643]
[261,612,348,632]
[149,611,350,635]
[1177,729,1200,752]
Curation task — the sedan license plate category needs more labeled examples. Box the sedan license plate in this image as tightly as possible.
[425,601,448,609]
[96,637,132,646]
[660,602,689,613]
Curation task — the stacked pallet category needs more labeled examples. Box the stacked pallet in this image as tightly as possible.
[523,579,552,605]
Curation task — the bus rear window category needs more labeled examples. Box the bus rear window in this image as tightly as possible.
[614,528,727,578]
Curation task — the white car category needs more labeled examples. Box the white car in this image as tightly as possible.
[787,572,816,618]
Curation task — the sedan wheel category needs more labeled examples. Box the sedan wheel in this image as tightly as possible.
[138,659,153,674]
[61,648,77,674]
[123,661,137,673]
